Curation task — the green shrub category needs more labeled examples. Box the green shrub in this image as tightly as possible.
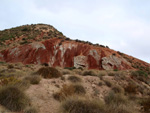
[68,75,82,83]
[53,84,86,101]
[61,96,105,113]
[64,67,76,70]
[0,86,30,112]
[37,67,62,78]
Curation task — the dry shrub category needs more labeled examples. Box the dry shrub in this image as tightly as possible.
[61,69,72,75]
[104,92,138,113]
[68,75,82,83]
[24,75,41,84]
[124,83,138,94]
[105,92,128,105]
[37,67,62,78]
[53,84,86,101]
[82,70,97,76]
[7,64,14,69]
[73,69,82,75]
[15,79,31,91]
[98,71,106,77]
[104,80,113,87]
[0,86,30,112]
[0,76,21,86]
[61,96,105,113]
[140,97,150,112]
[24,107,38,113]
[112,85,124,94]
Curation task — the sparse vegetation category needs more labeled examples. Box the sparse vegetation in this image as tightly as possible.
[24,107,38,113]
[37,67,62,78]
[0,86,30,112]
[53,84,86,101]
[112,85,124,94]
[68,75,82,83]
[82,70,97,76]
[124,83,137,94]
[104,80,113,87]
[24,75,41,85]
[61,96,105,113]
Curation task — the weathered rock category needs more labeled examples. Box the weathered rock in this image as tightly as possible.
[102,55,131,70]
[0,38,149,70]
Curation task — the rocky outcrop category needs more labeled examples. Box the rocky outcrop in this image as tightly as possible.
[0,37,149,70]
[102,55,131,70]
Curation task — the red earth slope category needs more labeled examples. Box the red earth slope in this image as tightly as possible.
[0,38,149,70]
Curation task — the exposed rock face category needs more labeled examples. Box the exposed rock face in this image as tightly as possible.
[102,55,131,70]
[0,37,149,70]
[74,55,88,69]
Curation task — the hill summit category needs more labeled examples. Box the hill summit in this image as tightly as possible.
[0,24,149,72]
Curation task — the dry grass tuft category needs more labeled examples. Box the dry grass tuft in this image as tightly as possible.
[124,83,138,94]
[82,70,97,76]
[0,86,30,112]
[37,67,62,78]
[24,107,38,113]
[140,97,150,112]
[53,84,86,101]
[61,96,105,113]
[104,80,113,87]
[112,85,124,94]
[68,75,82,83]
[24,75,41,85]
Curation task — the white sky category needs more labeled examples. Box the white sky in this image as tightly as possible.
[0,0,150,63]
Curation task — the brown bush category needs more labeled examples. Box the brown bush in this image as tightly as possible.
[68,75,82,83]
[140,97,150,112]
[61,96,105,113]
[24,75,41,84]
[124,83,137,94]
[82,70,97,76]
[53,84,86,101]
[104,80,113,87]
[0,86,30,112]
[37,67,62,78]
[112,85,124,94]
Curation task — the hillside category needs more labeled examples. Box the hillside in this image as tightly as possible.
[0,24,149,72]
[0,24,150,113]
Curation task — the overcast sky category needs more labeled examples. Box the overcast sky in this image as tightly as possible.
[0,0,150,63]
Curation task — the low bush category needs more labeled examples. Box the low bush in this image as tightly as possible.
[104,80,113,87]
[53,84,86,101]
[124,83,137,94]
[68,75,82,83]
[82,70,97,76]
[64,67,76,70]
[0,86,30,112]
[37,67,62,78]
[24,75,41,84]
[140,97,150,112]
[0,76,21,86]
[104,92,137,113]
[7,64,14,69]
[24,107,38,113]
[61,96,105,113]
[112,85,124,94]
[104,92,128,105]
